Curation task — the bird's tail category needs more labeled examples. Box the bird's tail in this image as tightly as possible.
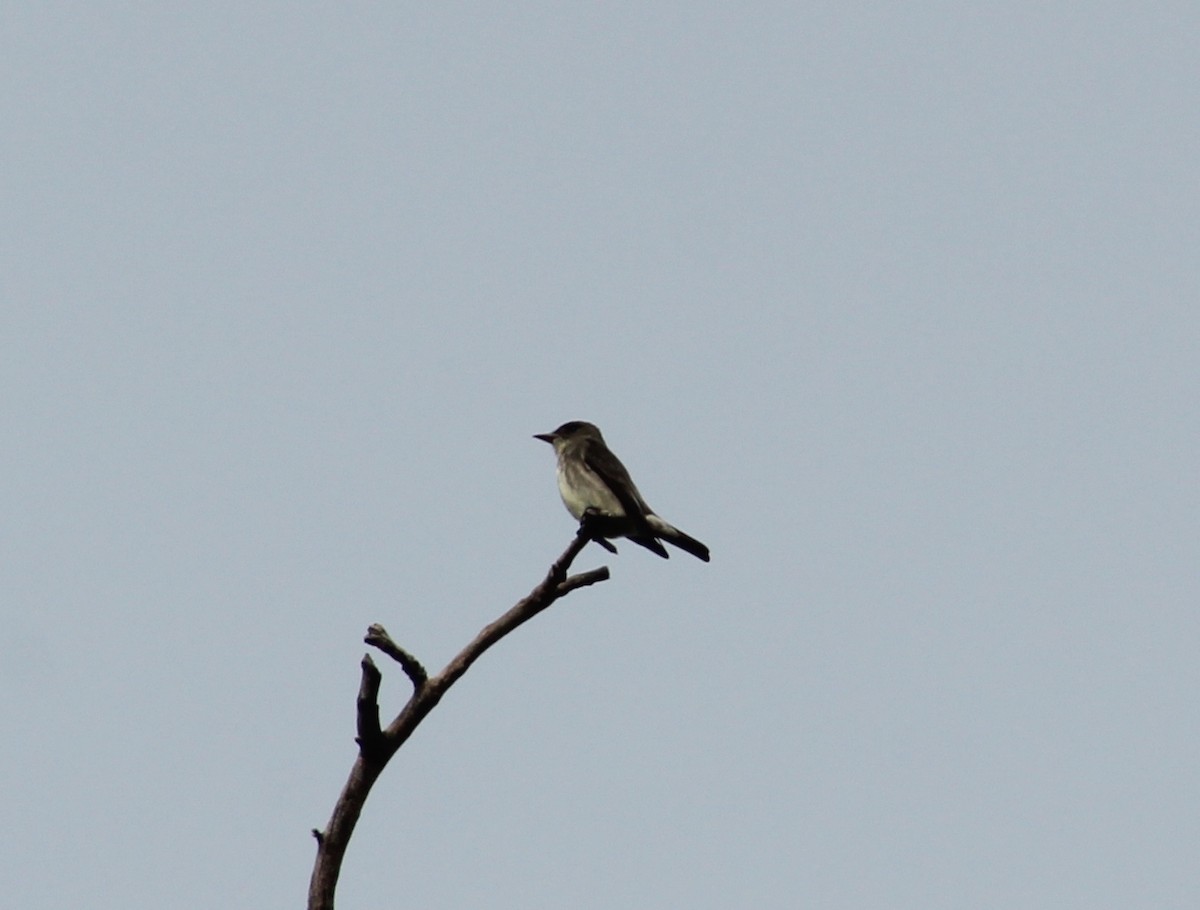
[646,515,711,562]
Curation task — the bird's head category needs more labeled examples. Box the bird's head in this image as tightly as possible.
[534,421,604,448]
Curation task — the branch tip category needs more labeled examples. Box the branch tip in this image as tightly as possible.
[555,566,610,596]
[356,654,384,748]
[365,624,428,690]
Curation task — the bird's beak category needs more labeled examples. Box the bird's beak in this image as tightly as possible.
[533,433,557,444]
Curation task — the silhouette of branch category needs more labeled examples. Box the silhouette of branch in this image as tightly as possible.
[364,625,427,689]
[307,527,610,910]
[353,655,382,753]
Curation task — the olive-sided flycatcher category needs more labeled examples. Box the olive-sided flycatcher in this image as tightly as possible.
[534,421,710,562]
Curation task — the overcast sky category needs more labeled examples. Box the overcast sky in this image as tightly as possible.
[4,3,1198,908]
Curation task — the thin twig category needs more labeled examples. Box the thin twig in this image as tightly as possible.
[354,655,383,754]
[556,567,610,596]
[365,624,428,690]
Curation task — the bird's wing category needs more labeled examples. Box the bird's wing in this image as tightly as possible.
[582,439,669,558]
[581,438,651,519]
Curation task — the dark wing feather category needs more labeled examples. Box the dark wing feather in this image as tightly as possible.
[581,437,650,519]
[582,438,669,558]
[626,534,671,559]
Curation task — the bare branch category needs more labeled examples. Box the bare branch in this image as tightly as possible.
[354,655,383,754]
[364,623,428,690]
[556,567,610,596]
[307,533,609,910]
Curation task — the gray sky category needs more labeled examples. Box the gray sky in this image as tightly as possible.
[4,3,1197,907]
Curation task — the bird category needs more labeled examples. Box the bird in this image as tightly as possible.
[534,421,710,562]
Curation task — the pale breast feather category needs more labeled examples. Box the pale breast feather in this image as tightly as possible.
[556,461,625,519]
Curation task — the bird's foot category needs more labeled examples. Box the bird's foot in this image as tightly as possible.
[577,508,618,553]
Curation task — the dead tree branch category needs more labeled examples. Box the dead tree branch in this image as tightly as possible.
[307,526,610,910]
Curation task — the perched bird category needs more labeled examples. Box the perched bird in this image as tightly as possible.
[534,421,710,562]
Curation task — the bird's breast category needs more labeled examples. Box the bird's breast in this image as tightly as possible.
[556,460,625,520]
